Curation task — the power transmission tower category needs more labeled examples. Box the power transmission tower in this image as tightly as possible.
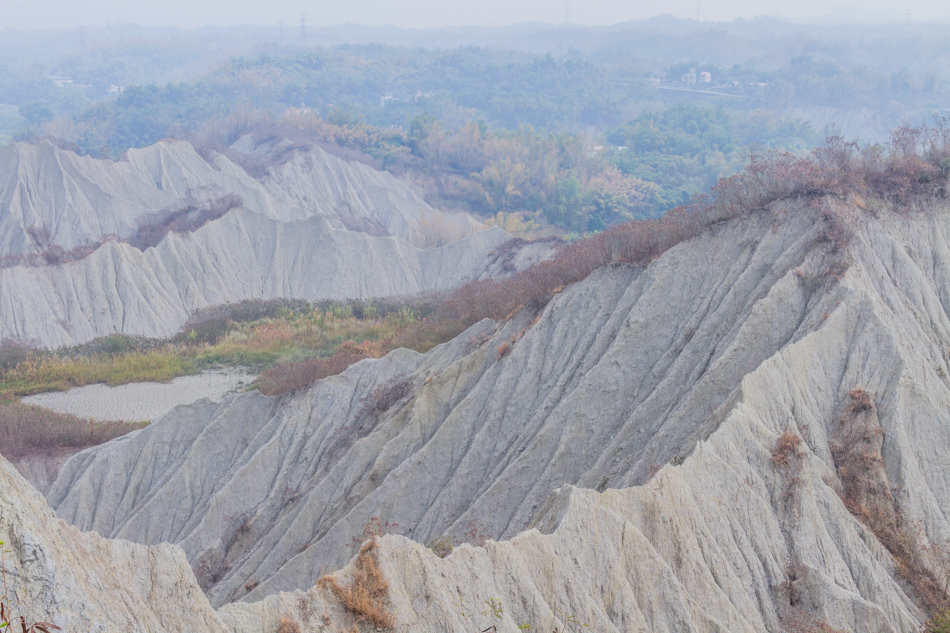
[300,13,306,41]
[279,19,284,42]
[564,3,569,24]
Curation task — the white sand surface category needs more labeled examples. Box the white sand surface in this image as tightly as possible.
[21,370,255,421]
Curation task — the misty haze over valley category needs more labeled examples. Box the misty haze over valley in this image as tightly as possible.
[4,5,950,633]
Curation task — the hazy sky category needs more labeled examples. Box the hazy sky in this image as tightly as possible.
[2,0,948,30]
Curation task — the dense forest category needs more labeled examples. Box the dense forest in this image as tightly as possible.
[3,18,949,231]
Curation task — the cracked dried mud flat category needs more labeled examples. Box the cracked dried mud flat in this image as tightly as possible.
[21,370,256,421]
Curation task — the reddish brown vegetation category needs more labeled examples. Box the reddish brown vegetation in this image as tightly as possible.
[463,522,491,547]
[318,540,395,630]
[831,389,950,615]
[0,236,114,269]
[781,606,846,633]
[771,431,803,467]
[1,192,243,268]
[0,402,147,461]
[256,343,373,396]
[848,387,873,413]
[275,616,301,633]
[127,192,244,250]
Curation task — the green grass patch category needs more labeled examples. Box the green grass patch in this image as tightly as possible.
[0,298,432,399]
[0,352,196,397]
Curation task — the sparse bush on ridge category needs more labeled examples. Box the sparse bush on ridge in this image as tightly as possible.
[317,540,395,630]
[830,389,950,618]
[771,431,802,467]
[427,536,453,558]
[255,345,372,397]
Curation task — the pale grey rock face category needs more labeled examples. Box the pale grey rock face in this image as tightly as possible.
[0,138,508,348]
[10,453,74,493]
[0,140,258,256]
[48,198,950,631]
[0,455,225,633]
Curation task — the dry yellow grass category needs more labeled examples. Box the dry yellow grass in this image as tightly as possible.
[317,540,395,629]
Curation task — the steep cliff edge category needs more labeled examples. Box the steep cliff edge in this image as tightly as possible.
[0,455,226,632]
[45,196,950,630]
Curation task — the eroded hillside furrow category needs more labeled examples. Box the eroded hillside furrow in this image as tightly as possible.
[0,138,516,347]
[7,195,950,630]
[43,199,855,612]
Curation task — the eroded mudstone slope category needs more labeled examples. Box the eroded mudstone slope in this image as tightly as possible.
[47,198,950,630]
[50,202,838,603]
[0,138,513,347]
[0,209,508,346]
[0,455,226,632]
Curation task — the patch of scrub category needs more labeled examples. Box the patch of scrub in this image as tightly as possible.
[21,370,255,422]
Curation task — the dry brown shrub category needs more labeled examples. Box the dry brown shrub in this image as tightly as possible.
[848,388,873,413]
[275,616,300,633]
[496,341,511,358]
[356,378,412,422]
[427,536,453,558]
[318,541,395,630]
[256,349,370,396]
[771,431,802,467]
[0,402,147,460]
[831,389,950,615]
[346,339,387,358]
